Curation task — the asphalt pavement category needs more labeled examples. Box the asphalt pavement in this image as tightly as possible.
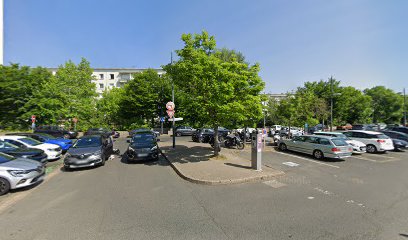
[0,136,407,240]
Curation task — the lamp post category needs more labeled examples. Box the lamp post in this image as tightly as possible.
[329,77,340,131]
[404,88,406,126]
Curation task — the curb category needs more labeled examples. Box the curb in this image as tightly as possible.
[159,149,284,185]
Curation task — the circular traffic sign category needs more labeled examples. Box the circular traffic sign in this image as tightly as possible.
[166,101,175,111]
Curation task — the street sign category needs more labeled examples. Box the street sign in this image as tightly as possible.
[160,117,165,122]
[166,101,175,111]
[166,110,175,118]
[31,115,36,123]
[262,128,267,135]
[168,117,183,122]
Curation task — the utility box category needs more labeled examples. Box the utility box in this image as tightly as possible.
[251,131,262,170]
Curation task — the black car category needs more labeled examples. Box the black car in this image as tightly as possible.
[391,139,407,151]
[128,128,151,138]
[380,130,408,142]
[126,131,160,162]
[35,125,78,139]
[386,126,408,135]
[84,128,112,137]
[0,140,48,164]
[64,135,113,170]
[175,126,194,136]
[192,128,214,143]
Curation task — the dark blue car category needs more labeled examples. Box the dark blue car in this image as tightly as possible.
[7,133,73,152]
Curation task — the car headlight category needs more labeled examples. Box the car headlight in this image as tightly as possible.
[128,146,134,152]
[8,170,30,177]
[151,146,158,151]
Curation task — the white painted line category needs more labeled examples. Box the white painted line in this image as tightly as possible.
[282,162,299,167]
[350,156,378,162]
[369,154,394,159]
[307,196,314,200]
[275,151,340,168]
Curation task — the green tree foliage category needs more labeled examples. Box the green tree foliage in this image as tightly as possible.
[364,86,403,124]
[119,69,172,128]
[24,58,97,130]
[336,87,372,124]
[163,31,265,155]
[0,64,53,129]
[96,87,125,128]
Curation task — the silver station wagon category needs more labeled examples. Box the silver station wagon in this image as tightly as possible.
[278,135,353,159]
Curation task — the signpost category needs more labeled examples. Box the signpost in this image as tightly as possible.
[31,115,36,132]
[166,101,176,148]
[73,117,78,131]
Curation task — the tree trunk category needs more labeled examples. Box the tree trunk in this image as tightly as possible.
[214,125,219,156]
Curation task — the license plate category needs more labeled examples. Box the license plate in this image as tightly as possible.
[137,153,148,157]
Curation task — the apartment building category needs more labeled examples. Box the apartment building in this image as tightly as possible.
[48,68,166,97]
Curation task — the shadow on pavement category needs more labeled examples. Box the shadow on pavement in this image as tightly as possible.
[400,233,408,238]
[224,163,252,169]
[119,152,169,167]
[159,145,215,164]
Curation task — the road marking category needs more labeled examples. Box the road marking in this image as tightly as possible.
[369,154,394,159]
[351,156,378,162]
[275,151,340,169]
[351,156,401,163]
[307,196,315,200]
[282,162,299,167]
[263,180,287,188]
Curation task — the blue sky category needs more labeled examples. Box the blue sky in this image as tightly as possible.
[4,0,408,94]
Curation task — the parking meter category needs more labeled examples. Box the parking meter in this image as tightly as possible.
[251,130,262,171]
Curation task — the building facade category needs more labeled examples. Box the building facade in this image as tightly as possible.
[48,68,166,97]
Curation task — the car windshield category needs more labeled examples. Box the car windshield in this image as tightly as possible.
[19,137,42,146]
[331,138,349,146]
[0,152,15,164]
[0,141,19,150]
[37,133,56,140]
[73,137,102,148]
[132,134,155,144]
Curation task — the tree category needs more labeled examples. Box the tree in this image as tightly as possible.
[335,87,372,125]
[119,69,172,129]
[96,87,125,128]
[163,31,265,156]
[364,86,403,124]
[0,64,53,129]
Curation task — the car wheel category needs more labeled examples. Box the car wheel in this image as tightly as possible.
[313,150,324,159]
[63,134,70,139]
[64,166,71,172]
[176,132,182,137]
[237,142,244,150]
[279,143,287,151]
[366,144,377,153]
[0,177,11,196]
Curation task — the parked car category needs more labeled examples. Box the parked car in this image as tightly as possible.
[313,131,366,154]
[175,126,195,136]
[385,126,408,135]
[0,140,48,164]
[0,152,45,196]
[0,136,62,160]
[126,131,160,162]
[128,128,153,138]
[64,135,113,170]
[391,139,407,151]
[342,130,394,153]
[84,128,112,137]
[192,128,214,143]
[278,135,353,159]
[380,130,408,142]
[34,125,78,139]
[6,133,72,153]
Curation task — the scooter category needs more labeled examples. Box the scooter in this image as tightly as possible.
[224,134,244,150]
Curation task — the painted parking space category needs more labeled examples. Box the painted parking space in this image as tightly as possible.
[350,150,407,163]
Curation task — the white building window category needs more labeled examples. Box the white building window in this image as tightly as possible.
[99,74,104,79]
[99,83,104,89]
[110,74,114,79]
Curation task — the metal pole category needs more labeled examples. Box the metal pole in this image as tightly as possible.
[172,83,175,148]
[404,88,406,126]
[330,77,333,131]
[171,52,175,149]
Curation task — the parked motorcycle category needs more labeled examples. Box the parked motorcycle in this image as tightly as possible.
[224,134,244,150]
[208,135,221,152]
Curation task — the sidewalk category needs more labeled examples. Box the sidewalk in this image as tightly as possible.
[159,137,284,185]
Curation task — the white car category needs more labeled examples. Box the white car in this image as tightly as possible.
[0,136,62,160]
[313,131,366,154]
[342,130,394,153]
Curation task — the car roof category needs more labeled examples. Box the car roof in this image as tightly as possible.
[80,135,103,139]
[347,130,383,134]
[314,131,343,135]
[304,134,335,139]
[133,131,155,135]
[0,135,26,140]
